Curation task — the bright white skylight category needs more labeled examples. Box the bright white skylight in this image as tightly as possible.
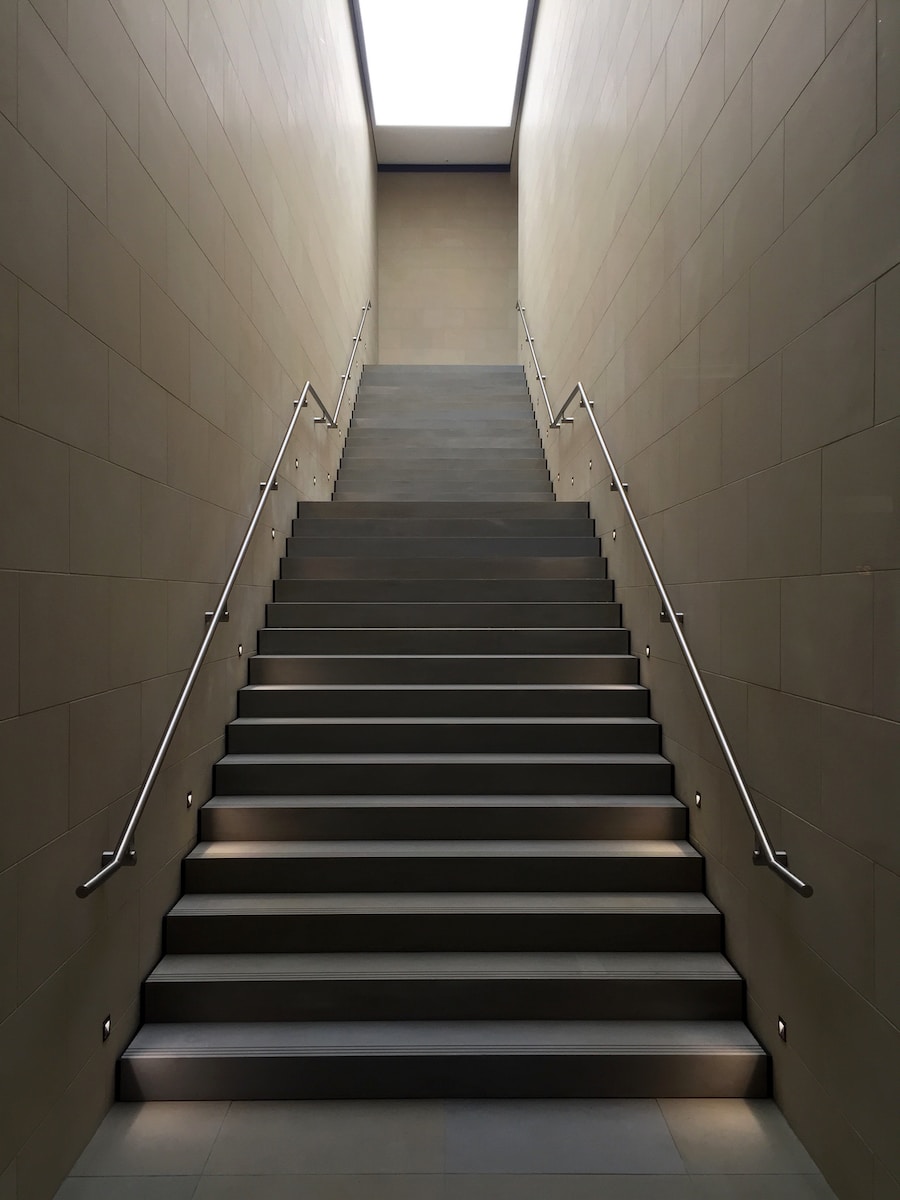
[358,0,530,127]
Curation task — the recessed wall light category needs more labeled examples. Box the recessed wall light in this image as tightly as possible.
[778,1017,787,1042]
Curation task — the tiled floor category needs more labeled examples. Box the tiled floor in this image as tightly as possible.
[54,1098,838,1199]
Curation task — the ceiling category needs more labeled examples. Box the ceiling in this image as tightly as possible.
[349,0,539,168]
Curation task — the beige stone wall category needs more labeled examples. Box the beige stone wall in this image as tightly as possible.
[0,0,376,1194]
[518,2,899,1198]
[378,171,518,364]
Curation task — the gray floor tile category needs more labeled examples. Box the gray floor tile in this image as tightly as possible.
[443,1176,696,1199]
[194,1177,443,1199]
[690,1176,838,1199]
[54,1180,199,1199]
[658,1101,819,1174]
[204,1101,445,1175]
[443,1101,685,1175]
[70,1104,230,1177]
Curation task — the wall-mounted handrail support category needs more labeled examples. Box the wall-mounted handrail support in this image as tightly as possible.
[516,305,812,898]
[77,303,372,897]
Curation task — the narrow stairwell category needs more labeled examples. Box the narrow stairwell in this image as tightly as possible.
[120,364,767,1100]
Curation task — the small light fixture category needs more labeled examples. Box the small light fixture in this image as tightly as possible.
[271,527,276,539]
[186,791,193,809]
[695,791,702,808]
[589,459,592,470]
[645,645,650,658]
[611,530,617,541]
[327,472,331,481]
[571,476,575,486]
[313,475,317,486]
[556,472,560,482]
[295,458,299,469]
[238,643,243,657]
[777,1017,787,1042]
[102,1016,111,1042]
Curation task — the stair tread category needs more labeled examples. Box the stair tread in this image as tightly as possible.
[203,793,685,808]
[218,752,670,766]
[124,1020,764,1055]
[187,839,700,860]
[170,892,718,916]
[148,951,741,982]
[229,716,657,728]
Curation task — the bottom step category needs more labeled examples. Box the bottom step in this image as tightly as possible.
[120,1020,767,1100]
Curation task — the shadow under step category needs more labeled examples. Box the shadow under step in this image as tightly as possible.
[164,892,723,954]
[143,951,744,1023]
[213,752,673,796]
[199,794,688,842]
[225,716,660,756]
[248,655,639,686]
[119,1020,767,1101]
[183,839,702,894]
[236,684,649,719]
[264,602,621,628]
[256,628,630,656]
[271,579,616,603]
[279,557,608,580]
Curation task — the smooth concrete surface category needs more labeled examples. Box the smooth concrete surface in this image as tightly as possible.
[54,1098,837,1199]
[0,0,376,1195]
[377,172,518,364]
[517,3,899,1199]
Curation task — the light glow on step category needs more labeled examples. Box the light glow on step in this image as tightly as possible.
[359,0,530,127]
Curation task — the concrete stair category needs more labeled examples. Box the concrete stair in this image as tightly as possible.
[120,363,767,1101]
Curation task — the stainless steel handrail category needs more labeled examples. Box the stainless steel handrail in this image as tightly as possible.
[517,304,554,424]
[517,309,812,897]
[330,301,371,426]
[77,305,371,897]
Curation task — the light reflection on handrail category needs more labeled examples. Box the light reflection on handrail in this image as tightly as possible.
[76,304,372,897]
[516,305,812,898]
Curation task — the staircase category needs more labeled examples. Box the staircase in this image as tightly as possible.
[120,364,767,1100]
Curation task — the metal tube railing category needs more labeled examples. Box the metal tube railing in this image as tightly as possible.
[517,308,812,897]
[77,305,371,897]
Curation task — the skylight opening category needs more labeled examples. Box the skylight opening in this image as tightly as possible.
[358,0,530,128]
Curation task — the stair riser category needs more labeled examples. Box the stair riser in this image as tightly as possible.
[143,977,743,1023]
[199,803,685,842]
[237,686,649,719]
[225,723,659,756]
[265,603,619,628]
[256,629,630,656]
[120,1051,767,1101]
[248,657,640,686]
[272,581,615,604]
[298,502,589,519]
[182,857,702,894]
[333,491,555,502]
[214,761,673,797]
[290,518,594,538]
[279,557,608,580]
[285,539,595,559]
[164,911,723,954]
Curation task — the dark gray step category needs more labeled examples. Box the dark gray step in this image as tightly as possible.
[143,951,743,1023]
[342,445,545,461]
[213,752,673,796]
[332,490,556,503]
[248,654,638,686]
[237,684,649,719]
[199,795,686,842]
[272,579,616,603]
[226,716,659,756]
[183,840,702,894]
[119,1020,767,1101]
[290,517,594,538]
[256,628,630,656]
[265,601,620,628]
[285,537,598,559]
[337,463,549,479]
[163,892,723,953]
[296,502,588,519]
[279,557,608,580]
